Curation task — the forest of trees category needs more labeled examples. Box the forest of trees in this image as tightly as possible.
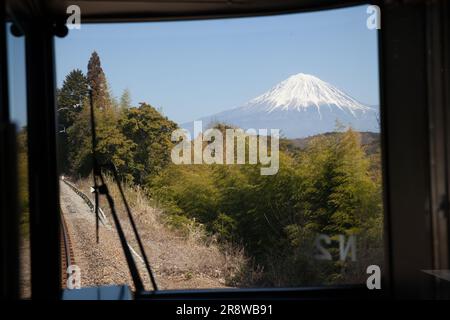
[57,51,383,287]
[57,51,177,183]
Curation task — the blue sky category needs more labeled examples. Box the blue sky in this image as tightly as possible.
[7,31,26,127]
[8,4,379,127]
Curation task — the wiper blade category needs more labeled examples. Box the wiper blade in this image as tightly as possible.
[89,89,158,294]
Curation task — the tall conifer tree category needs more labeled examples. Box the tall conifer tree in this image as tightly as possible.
[57,69,88,128]
[87,51,109,109]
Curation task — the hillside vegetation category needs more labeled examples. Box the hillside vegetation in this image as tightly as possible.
[74,175,247,288]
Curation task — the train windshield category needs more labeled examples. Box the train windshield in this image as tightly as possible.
[51,4,383,291]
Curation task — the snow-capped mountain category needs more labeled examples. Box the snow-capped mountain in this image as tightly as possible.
[183,73,379,138]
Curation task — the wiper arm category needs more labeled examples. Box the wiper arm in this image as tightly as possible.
[105,162,159,293]
[89,89,100,244]
[89,89,158,295]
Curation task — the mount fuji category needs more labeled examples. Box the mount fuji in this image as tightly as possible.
[183,73,379,139]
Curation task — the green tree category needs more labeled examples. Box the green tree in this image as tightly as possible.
[56,69,89,129]
[120,103,178,184]
[56,69,89,172]
[295,130,379,237]
[95,107,136,181]
[66,104,93,176]
[67,104,136,181]
[149,127,383,286]
[87,51,109,110]
[119,88,132,109]
[66,51,137,178]
[292,129,382,282]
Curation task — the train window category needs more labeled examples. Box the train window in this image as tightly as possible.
[6,24,30,298]
[55,4,382,291]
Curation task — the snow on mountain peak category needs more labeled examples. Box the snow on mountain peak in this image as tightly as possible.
[247,73,370,116]
[183,72,379,138]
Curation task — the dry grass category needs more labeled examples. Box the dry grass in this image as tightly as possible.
[73,174,248,289]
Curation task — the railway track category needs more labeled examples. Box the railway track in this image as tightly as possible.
[60,178,100,289]
[59,177,145,288]
[60,210,75,288]
[61,178,108,225]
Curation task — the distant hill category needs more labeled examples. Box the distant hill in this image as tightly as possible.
[285,131,380,155]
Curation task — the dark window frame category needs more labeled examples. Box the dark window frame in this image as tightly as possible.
[3,0,449,300]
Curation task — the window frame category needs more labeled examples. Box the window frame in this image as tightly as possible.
[4,0,449,300]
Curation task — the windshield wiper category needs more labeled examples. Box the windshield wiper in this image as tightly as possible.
[89,89,158,295]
